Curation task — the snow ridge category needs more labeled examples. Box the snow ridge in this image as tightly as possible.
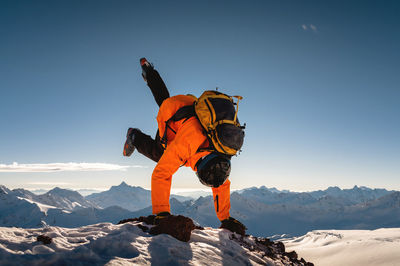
[0,218,313,266]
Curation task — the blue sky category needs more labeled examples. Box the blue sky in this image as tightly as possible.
[0,0,399,191]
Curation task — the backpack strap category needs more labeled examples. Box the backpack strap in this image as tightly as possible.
[170,105,195,121]
[160,105,196,149]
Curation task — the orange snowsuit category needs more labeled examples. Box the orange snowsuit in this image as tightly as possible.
[151,95,231,221]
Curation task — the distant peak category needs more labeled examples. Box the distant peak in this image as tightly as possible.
[0,185,9,194]
[109,181,133,191]
[47,187,78,196]
[49,187,69,193]
[119,181,129,187]
[326,186,341,191]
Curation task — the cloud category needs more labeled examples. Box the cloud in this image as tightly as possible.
[310,24,317,32]
[0,162,144,172]
[27,182,72,186]
[301,24,318,32]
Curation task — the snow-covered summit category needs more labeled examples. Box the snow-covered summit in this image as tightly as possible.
[0,216,313,266]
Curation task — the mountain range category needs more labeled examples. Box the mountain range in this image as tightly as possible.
[86,181,191,211]
[1,183,399,236]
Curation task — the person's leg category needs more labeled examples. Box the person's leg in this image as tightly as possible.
[124,59,169,160]
[132,129,164,162]
[140,58,170,107]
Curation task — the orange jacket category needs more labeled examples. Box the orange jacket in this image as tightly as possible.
[151,95,231,221]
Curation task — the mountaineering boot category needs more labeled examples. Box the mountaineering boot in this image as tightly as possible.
[123,128,137,157]
[220,217,247,236]
[139,56,170,106]
[140,57,154,82]
[153,211,171,225]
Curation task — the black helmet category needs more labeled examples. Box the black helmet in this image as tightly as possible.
[196,153,231,188]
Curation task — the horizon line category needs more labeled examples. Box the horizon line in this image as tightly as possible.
[1,183,397,194]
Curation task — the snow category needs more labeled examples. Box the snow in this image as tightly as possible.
[281,228,400,266]
[71,202,82,208]
[16,197,57,215]
[0,223,282,265]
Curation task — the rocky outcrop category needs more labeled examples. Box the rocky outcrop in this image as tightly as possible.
[37,235,52,245]
[119,214,203,242]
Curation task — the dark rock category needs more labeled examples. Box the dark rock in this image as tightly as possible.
[286,250,298,260]
[118,215,155,225]
[256,237,273,247]
[273,241,285,253]
[236,235,313,265]
[137,224,149,232]
[118,215,203,242]
[149,215,201,242]
[37,235,52,245]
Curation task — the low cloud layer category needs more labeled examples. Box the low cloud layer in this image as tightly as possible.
[0,162,143,172]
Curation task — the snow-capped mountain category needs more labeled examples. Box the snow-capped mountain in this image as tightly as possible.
[238,186,317,205]
[36,187,99,210]
[11,188,38,200]
[1,186,49,227]
[44,206,135,227]
[309,185,392,204]
[2,186,98,211]
[0,185,11,194]
[147,189,400,237]
[1,183,400,238]
[0,185,124,228]
[238,186,291,194]
[86,181,191,211]
[85,182,151,211]
[237,185,392,206]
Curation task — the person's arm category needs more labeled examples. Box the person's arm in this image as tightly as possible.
[151,140,182,215]
[151,119,205,214]
[213,182,247,236]
[212,179,231,221]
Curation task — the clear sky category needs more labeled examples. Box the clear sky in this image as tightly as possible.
[1,0,399,192]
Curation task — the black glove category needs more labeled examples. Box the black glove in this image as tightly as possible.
[220,217,247,236]
[123,128,137,157]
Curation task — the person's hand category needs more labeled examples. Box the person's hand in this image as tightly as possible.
[220,217,247,236]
